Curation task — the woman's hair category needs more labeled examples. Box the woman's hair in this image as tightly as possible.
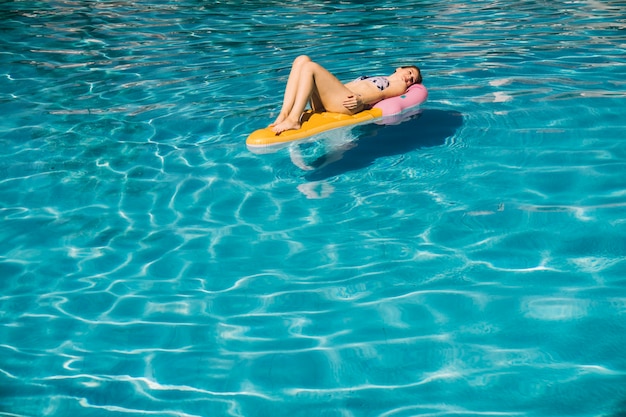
[401,65,422,85]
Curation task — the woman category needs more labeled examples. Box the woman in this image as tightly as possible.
[270,55,422,134]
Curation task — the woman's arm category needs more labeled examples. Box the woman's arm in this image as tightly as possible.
[381,83,408,100]
[345,80,406,106]
[344,81,385,105]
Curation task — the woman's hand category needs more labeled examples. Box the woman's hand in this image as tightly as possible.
[343,94,363,111]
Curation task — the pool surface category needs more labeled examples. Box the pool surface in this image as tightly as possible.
[1,0,626,416]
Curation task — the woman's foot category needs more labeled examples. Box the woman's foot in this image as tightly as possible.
[269,113,288,127]
[271,118,301,134]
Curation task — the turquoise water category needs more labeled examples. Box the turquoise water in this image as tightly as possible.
[1,0,626,416]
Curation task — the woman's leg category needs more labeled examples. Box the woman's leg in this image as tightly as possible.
[310,89,324,112]
[270,55,312,127]
[271,60,355,134]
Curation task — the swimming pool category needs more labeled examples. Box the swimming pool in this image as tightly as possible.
[1,0,625,415]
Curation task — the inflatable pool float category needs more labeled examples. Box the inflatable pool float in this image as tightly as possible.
[246,83,428,151]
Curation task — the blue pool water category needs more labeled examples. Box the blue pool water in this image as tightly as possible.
[1,0,626,416]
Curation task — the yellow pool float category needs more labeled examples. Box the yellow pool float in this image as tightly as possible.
[246,108,383,148]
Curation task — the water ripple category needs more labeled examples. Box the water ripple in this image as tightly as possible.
[2,0,626,416]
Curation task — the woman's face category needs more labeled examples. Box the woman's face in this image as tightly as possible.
[395,67,419,87]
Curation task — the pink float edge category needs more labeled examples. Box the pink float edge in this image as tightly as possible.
[373,83,428,116]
